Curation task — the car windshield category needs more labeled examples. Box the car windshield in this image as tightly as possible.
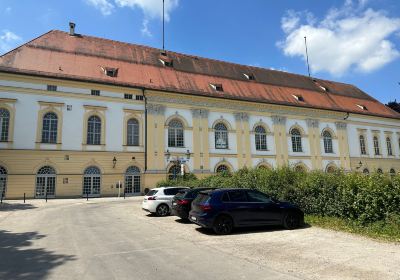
[193,193,211,204]
[146,190,158,196]
[175,190,189,198]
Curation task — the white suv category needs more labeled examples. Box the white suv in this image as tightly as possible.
[142,187,189,216]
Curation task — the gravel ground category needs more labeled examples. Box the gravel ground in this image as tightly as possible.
[0,197,399,280]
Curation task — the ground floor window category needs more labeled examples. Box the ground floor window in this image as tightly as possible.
[83,166,101,196]
[168,164,181,180]
[36,166,56,198]
[125,166,141,195]
[0,166,7,199]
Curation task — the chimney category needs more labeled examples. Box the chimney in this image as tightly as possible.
[69,22,76,36]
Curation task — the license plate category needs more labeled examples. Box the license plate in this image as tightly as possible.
[191,216,197,221]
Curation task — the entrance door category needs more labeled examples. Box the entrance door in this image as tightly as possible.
[83,166,101,197]
[125,166,141,195]
[0,166,7,199]
[35,166,56,198]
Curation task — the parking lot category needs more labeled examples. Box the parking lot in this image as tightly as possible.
[0,197,399,280]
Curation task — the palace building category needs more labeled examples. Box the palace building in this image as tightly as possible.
[0,26,399,199]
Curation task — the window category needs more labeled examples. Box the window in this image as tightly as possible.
[168,119,184,147]
[91,90,100,96]
[164,188,186,196]
[386,137,393,156]
[356,104,368,111]
[127,118,139,146]
[216,164,230,173]
[210,83,223,92]
[292,94,304,102]
[35,166,56,198]
[47,85,57,91]
[87,116,101,145]
[373,136,380,155]
[255,125,267,150]
[124,94,133,100]
[363,168,369,174]
[135,95,144,101]
[246,190,272,203]
[325,165,336,173]
[323,131,333,153]
[168,164,181,180]
[83,166,101,196]
[159,58,173,67]
[243,73,255,80]
[377,168,383,174]
[359,135,366,155]
[0,108,10,142]
[227,190,247,202]
[214,123,228,149]
[41,112,58,144]
[390,168,396,177]
[103,67,118,77]
[291,128,302,152]
[295,164,306,173]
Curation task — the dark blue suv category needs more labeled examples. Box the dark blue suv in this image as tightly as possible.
[189,188,304,234]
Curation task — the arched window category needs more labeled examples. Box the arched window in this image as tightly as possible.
[0,108,10,142]
[386,137,393,156]
[363,168,369,174]
[0,166,7,199]
[216,164,230,173]
[359,135,366,155]
[373,136,380,155]
[127,118,139,146]
[87,116,101,145]
[168,119,184,147]
[255,125,267,150]
[291,128,302,152]
[83,166,101,196]
[294,164,306,173]
[168,164,181,180]
[41,112,58,143]
[323,131,333,153]
[214,123,228,149]
[125,166,141,194]
[390,168,396,177]
[36,166,56,198]
[377,168,383,174]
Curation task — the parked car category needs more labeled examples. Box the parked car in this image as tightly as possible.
[189,188,304,234]
[142,187,189,216]
[171,188,216,220]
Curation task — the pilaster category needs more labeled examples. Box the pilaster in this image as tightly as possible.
[306,119,321,169]
[271,115,287,167]
[335,122,351,170]
[146,104,165,172]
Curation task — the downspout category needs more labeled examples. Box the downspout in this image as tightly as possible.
[143,88,147,172]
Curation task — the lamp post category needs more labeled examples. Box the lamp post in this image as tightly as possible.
[112,157,117,168]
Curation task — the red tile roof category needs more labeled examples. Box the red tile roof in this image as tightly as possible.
[0,30,399,120]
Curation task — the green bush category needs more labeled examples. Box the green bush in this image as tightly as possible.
[157,167,400,225]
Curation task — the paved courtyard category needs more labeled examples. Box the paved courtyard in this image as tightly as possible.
[0,197,399,280]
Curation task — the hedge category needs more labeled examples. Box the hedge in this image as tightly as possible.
[157,167,400,225]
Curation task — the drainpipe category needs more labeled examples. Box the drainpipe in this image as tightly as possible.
[143,88,147,172]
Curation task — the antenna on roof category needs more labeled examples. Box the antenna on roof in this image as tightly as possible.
[304,36,311,78]
[162,0,165,50]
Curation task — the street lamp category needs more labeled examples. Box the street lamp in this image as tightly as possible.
[186,149,190,160]
[356,161,362,169]
[112,157,117,168]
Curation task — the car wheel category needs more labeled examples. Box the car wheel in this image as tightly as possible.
[213,215,234,235]
[283,212,300,230]
[156,204,170,217]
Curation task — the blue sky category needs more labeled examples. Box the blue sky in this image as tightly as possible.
[0,0,399,103]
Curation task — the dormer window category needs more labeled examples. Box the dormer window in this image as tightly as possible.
[356,104,368,111]
[313,79,329,92]
[159,58,173,67]
[210,83,223,92]
[243,73,255,80]
[102,67,118,77]
[292,94,304,102]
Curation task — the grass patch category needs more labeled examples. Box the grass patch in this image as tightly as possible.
[305,215,400,243]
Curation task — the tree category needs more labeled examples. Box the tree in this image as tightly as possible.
[386,99,400,113]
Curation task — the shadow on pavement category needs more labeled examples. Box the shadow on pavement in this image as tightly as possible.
[0,230,76,279]
[0,203,37,212]
[195,223,311,236]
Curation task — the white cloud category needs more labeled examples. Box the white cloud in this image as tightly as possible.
[141,19,153,37]
[115,0,179,21]
[5,7,12,14]
[86,0,114,16]
[278,0,400,76]
[0,30,22,54]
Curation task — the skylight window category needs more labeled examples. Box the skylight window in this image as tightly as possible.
[101,67,118,77]
[243,73,255,80]
[159,58,173,67]
[313,79,329,92]
[292,94,304,102]
[356,104,368,111]
[210,83,223,92]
